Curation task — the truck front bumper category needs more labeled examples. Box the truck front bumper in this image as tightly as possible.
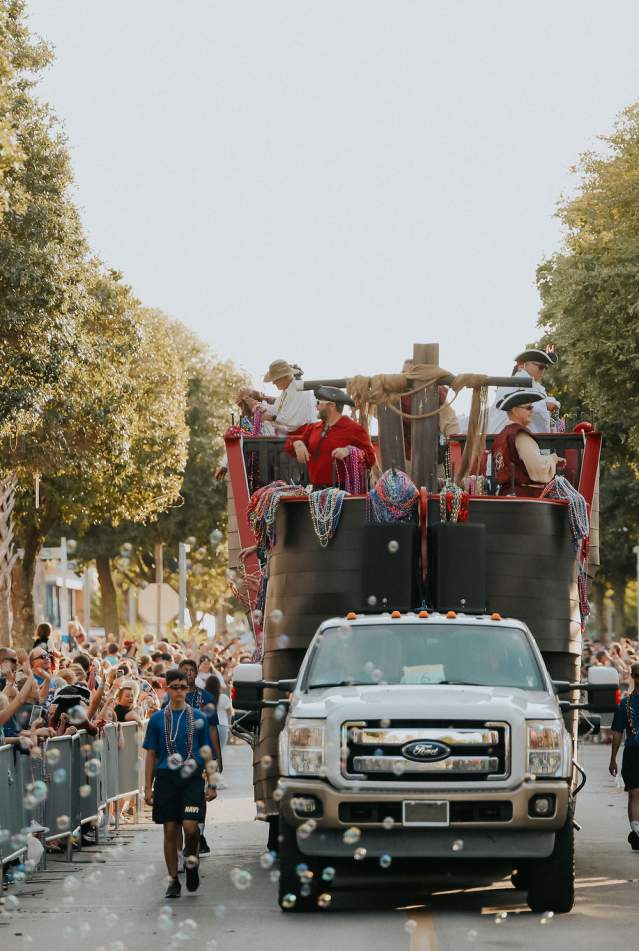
[278,776,570,859]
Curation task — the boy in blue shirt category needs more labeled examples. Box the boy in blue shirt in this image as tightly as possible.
[144,668,221,898]
[610,662,639,851]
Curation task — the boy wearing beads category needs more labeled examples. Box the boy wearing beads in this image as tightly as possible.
[609,662,639,851]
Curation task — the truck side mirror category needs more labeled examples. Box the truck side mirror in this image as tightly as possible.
[586,666,620,714]
[577,712,601,738]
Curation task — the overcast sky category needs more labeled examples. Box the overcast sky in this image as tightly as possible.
[26,0,639,397]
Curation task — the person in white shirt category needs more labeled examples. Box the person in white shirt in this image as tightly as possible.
[259,360,317,436]
[490,347,561,434]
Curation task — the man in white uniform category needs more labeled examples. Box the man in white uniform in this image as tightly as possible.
[490,347,560,434]
[259,360,317,436]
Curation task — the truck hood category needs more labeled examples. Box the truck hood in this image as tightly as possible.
[290,683,559,723]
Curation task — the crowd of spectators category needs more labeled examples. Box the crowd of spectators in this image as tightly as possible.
[582,635,639,693]
[0,620,248,773]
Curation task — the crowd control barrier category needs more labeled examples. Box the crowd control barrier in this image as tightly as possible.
[0,721,142,868]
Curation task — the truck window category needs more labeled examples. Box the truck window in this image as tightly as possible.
[305,624,545,691]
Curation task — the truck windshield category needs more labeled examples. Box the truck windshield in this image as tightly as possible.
[305,623,545,691]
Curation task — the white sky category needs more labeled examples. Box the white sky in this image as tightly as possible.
[25,0,639,399]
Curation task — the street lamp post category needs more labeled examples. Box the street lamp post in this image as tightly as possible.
[60,536,68,636]
[634,545,639,639]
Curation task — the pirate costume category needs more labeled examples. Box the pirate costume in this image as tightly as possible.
[491,390,561,495]
[491,348,560,434]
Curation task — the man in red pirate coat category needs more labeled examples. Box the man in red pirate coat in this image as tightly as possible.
[285,386,376,489]
[491,390,565,496]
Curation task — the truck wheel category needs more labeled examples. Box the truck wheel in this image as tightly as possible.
[278,818,319,912]
[526,808,575,914]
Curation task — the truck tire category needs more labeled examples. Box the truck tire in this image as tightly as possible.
[526,808,575,914]
[278,818,319,912]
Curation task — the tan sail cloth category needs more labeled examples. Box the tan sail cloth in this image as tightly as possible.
[346,366,489,483]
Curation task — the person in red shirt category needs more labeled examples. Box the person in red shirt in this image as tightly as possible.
[285,386,376,489]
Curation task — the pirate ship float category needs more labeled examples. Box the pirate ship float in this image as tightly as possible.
[223,344,601,809]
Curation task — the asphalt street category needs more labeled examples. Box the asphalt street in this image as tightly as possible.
[2,740,637,951]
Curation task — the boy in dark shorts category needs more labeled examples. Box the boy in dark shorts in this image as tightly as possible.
[144,668,219,898]
[609,662,639,851]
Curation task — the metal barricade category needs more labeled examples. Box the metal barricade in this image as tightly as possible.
[103,723,120,802]
[0,744,27,865]
[116,723,139,798]
[42,736,74,844]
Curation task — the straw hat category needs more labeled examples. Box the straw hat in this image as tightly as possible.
[263,359,295,383]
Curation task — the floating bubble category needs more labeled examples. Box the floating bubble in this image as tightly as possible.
[379,854,392,868]
[382,816,395,830]
[252,609,263,625]
[273,787,284,802]
[53,768,67,784]
[367,595,378,607]
[317,892,332,909]
[68,705,86,725]
[336,623,351,640]
[78,921,91,937]
[342,826,361,845]
[467,930,478,943]
[85,758,101,777]
[281,893,296,909]
[391,760,406,776]
[300,882,312,897]
[270,609,283,624]
[452,839,464,852]
[64,874,79,892]
[387,540,399,554]
[210,529,223,545]
[277,634,290,648]
[274,703,287,721]
[5,894,19,910]
[261,754,273,769]
[269,869,280,882]
[93,739,104,753]
[62,896,75,907]
[23,794,37,810]
[104,912,119,928]
[230,867,252,890]
[205,942,218,951]
[157,913,173,932]
[180,759,198,780]
[87,870,103,886]
[364,661,374,674]
[182,919,198,933]
[354,847,367,861]
[321,866,336,882]
[372,668,383,682]
[297,821,316,840]
[295,862,308,878]
[404,919,417,934]
[61,927,74,941]
[46,747,61,766]
[185,855,199,870]
[540,911,555,925]
[259,851,276,870]
[167,753,184,771]
[31,780,48,802]
[0,829,9,844]
[57,815,70,830]
[79,784,92,798]
[213,905,225,919]
[494,911,508,924]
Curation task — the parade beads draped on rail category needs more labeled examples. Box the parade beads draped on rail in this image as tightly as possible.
[247,481,308,551]
[309,488,347,547]
[439,481,470,523]
[334,446,367,494]
[367,469,418,522]
[540,475,591,628]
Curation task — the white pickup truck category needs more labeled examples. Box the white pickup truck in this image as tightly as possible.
[264,612,617,913]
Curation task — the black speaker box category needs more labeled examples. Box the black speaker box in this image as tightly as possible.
[361,522,419,612]
[431,522,486,613]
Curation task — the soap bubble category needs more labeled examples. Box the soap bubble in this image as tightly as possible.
[23,793,37,809]
[85,758,101,777]
[270,609,283,624]
[210,529,223,545]
[62,896,75,908]
[372,668,383,682]
[353,847,367,861]
[167,753,183,770]
[180,759,198,780]
[273,788,284,802]
[540,911,555,925]
[364,661,374,674]
[367,595,378,607]
[391,760,406,776]
[467,930,478,942]
[281,893,296,909]
[31,780,48,802]
[494,911,508,924]
[274,703,287,720]
[79,784,92,798]
[321,866,336,882]
[68,705,86,725]
[379,854,392,868]
[300,882,312,897]
[387,540,399,554]
[5,894,19,910]
[62,927,74,941]
[46,747,61,765]
[342,826,361,845]
[213,905,225,919]
[157,913,173,932]
[382,816,395,830]
[259,851,276,869]
[404,919,417,934]
[318,893,332,908]
[185,855,199,870]
[57,815,70,830]
[64,874,79,892]
[336,623,351,640]
[53,768,67,784]
[205,942,218,951]
[277,634,290,648]
[261,754,273,769]
[452,839,464,852]
[269,869,280,882]
[230,867,252,890]
[295,862,308,878]
[0,829,9,844]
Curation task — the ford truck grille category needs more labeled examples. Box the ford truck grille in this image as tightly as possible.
[341,720,509,782]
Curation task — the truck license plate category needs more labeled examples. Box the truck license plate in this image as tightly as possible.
[402,800,450,826]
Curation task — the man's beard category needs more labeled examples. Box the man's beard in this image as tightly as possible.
[318,408,329,422]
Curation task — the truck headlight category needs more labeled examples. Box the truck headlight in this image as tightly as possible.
[279,720,325,777]
[526,720,568,777]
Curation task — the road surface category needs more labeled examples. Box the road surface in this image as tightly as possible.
[2,740,637,951]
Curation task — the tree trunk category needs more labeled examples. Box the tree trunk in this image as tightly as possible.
[0,475,18,646]
[96,554,120,637]
[612,572,627,639]
[11,521,44,649]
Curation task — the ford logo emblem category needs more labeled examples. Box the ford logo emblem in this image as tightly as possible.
[402,740,450,762]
